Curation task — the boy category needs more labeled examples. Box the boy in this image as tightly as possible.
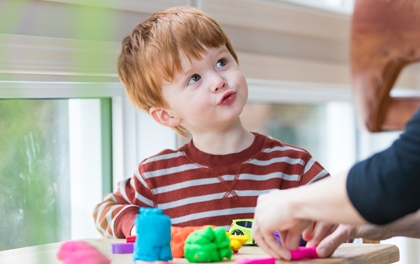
[93,6,329,238]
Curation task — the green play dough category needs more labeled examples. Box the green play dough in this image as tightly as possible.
[184,226,232,262]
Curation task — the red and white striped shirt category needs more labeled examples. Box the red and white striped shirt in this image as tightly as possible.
[93,133,329,238]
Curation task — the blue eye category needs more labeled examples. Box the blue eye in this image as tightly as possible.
[216,59,227,69]
[188,74,201,85]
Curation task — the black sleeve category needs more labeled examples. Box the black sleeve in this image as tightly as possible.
[346,108,420,225]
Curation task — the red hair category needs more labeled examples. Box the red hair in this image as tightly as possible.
[117,6,238,137]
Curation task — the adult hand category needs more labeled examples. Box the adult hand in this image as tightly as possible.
[252,189,313,260]
[310,224,386,257]
[252,174,373,260]
[302,221,338,247]
[314,209,420,257]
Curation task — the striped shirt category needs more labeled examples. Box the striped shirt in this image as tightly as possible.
[93,133,329,238]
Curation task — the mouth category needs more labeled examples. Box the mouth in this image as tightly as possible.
[218,91,236,105]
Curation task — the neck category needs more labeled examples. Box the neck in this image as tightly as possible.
[190,126,255,155]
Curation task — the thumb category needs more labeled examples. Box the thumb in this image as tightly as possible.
[316,227,350,257]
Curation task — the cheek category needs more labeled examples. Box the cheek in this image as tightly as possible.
[190,97,212,112]
[181,92,211,113]
[237,75,248,96]
[233,71,247,86]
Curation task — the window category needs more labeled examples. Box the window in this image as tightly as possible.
[0,98,112,250]
[0,76,176,251]
[0,78,124,250]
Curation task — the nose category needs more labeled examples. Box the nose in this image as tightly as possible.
[211,72,227,92]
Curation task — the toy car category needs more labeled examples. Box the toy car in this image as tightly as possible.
[228,219,255,245]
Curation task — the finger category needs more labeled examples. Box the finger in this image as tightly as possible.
[251,221,277,258]
[280,230,302,250]
[262,229,291,260]
[302,222,316,242]
[316,226,351,257]
[280,219,312,249]
[306,223,338,247]
[253,223,290,260]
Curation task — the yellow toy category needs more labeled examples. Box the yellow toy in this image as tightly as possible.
[226,233,249,253]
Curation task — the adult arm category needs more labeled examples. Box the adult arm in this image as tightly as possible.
[253,108,420,259]
[288,105,420,225]
[347,108,420,224]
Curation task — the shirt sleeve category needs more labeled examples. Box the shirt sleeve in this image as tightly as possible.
[299,152,330,185]
[347,108,420,225]
[93,165,155,238]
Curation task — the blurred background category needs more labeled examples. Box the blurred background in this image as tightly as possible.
[0,0,419,263]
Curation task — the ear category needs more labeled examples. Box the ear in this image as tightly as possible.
[149,107,181,128]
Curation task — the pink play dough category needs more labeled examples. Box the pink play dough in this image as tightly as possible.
[235,246,318,264]
[290,246,318,260]
[57,241,111,264]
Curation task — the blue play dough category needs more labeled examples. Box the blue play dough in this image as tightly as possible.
[133,207,173,262]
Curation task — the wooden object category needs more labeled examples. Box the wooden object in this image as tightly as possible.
[0,238,399,264]
[362,239,380,244]
[351,0,420,132]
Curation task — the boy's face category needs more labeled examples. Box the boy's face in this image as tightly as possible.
[158,45,248,134]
